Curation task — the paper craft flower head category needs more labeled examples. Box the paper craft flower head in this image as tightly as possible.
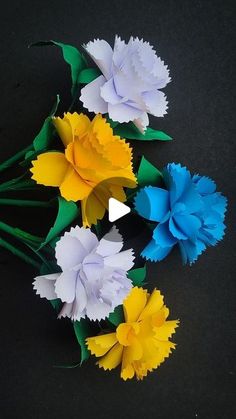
[80,36,171,132]
[30,112,137,226]
[135,163,227,264]
[87,286,179,380]
[33,226,134,321]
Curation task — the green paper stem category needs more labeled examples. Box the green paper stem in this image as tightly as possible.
[0,198,52,208]
[0,145,33,174]
[0,236,41,269]
[0,178,36,193]
[0,221,43,245]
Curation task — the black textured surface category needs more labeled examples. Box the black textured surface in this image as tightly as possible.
[0,1,235,418]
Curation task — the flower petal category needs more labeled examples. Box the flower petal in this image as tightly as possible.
[100,78,124,105]
[59,166,92,201]
[135,186,170,222]
[108,102,143,123]
[97,343,123,370]
[141,239,173,262]
[80,75,108,114]
[86,333,117,357]
[85,39,113,79]
[68,226,98,253]
[104,249,135,271]
[142,90,168,117]
[138,289,164,321]
[54,270,77,303]
[53,113,91,147]
[30,152,69,186]
[33,273,59,300]
[153,223,177,247]
[55,233,88,270]
[123,287,148,323]
[155,320,179,341]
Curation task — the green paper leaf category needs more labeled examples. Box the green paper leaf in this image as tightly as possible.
[128,265,147,286]
[78,67,101,84]
[137,156,163,187]
[114,122,172,141]
[73,319,91,364]
[108,305,124,326]
[39,197,79,249]
[30,41,87,96]
[33,95,60,152]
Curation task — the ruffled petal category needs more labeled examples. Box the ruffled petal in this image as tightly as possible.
[33,273,59,300]
[142,90,168,117]
[30,152,69,186]
[59,166,92,201]
[84,39,113,79]
[134,186,170,222]
[55,233,88,270]
[123,287,148,323]
[141,238,173,262]
[104,249,135,271]
[80,75,108,114]
[153,222,177,247]
[108,102,143,123]
[97,343,123,370]
[86,333,117,357]
[54,270,77,303]
[138,289,164,321]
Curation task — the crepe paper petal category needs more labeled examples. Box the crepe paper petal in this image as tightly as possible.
[77,67,101,84]
[137,156,163,188]
[96,226,123,257]
[142,90,168,117]
[33,273,59,300]
[30,152,69,186]
[84,39,113,80]
[104,249,135,271]
[135,186,170,222]
[53,112,91,147]
[138,289,164,321]
[73,319,94,364]
[55,270,77,303]
[173,213,202,240]
[114,122,172,141]
[136,162,227,264]
[80,75,108,114]
[34,225,134,322]
[155,320,180,341]
[39,197,79,249]
[59,166,93,202]
[108,305,125,326]
[81,36,171,131]
[30,41,87,96]
[88,286,178,380]
[97,343,123,371]
[141,239,173,262]
[123,287,147,323]
[87,333,118,357]
[69,226,98,253]
[108,102,143,124]
[127,265,147,286]
[55,234,87,271]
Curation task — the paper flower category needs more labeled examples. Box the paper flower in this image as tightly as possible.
[30,112,137,226]
[80,36,171,132]
[33,226,134,321]
[87,286,178,380]
[135,163,227,264]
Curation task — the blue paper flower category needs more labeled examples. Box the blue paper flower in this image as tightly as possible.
[134,163,227,264]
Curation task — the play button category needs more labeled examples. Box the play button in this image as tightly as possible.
[108,198,131,222]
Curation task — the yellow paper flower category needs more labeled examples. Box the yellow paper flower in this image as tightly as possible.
[30,113,137,226]
[86,287,179,380]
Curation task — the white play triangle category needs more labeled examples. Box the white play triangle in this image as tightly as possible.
[108,198,131,222]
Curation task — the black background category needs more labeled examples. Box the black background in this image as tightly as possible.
[0,1,235,418]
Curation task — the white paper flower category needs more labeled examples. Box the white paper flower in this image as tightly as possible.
[80,35,171,132]
[33,226,134,321]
